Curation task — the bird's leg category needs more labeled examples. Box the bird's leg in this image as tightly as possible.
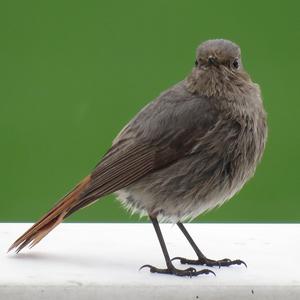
[171,222,247,268]
[140,216,215,277]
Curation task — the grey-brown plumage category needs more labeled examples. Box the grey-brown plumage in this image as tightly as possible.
[9,39,267,277]
[112,39,267,222]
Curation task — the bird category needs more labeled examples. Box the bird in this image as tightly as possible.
[8,39,267,277]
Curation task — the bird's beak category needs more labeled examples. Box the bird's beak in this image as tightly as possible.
[207,56,219,67]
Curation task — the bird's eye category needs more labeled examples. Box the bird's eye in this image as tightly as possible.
[195,60,199,67]
[231,58,240,70]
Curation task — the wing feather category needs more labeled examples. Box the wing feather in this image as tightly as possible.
[65,143,156,215]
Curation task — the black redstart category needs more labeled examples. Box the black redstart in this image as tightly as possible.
[9,39,267,277]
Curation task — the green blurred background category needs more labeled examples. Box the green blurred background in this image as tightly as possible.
[0,1,299,223]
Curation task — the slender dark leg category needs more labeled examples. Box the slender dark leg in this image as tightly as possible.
[171,222,247,268]
[140,216,215,277]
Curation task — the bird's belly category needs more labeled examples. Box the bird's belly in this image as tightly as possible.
[115,147,256,222]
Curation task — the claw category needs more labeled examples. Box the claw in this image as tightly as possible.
[204,269,216,276]
[234,259,247,268]
[171,256,181,262]
[139,264,152,271]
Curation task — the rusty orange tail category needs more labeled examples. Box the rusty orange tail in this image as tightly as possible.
[8,175,91,253]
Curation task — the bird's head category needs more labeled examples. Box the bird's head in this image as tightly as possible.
[195,39,241,72]
[186,39,253,98]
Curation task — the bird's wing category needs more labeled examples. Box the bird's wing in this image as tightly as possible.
[66,135,196,215]
[67,84,220,214]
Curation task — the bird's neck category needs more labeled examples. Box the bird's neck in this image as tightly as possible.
[185,68,255,101]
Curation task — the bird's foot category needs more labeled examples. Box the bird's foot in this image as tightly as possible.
[139,264,215,277]
[171,256,247,268]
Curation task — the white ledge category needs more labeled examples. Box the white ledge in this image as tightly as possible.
[1,223,300,299]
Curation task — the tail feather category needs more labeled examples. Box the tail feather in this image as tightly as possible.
[8,175,91,253]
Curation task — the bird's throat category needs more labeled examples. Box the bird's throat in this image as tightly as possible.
[185,68,252,100]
